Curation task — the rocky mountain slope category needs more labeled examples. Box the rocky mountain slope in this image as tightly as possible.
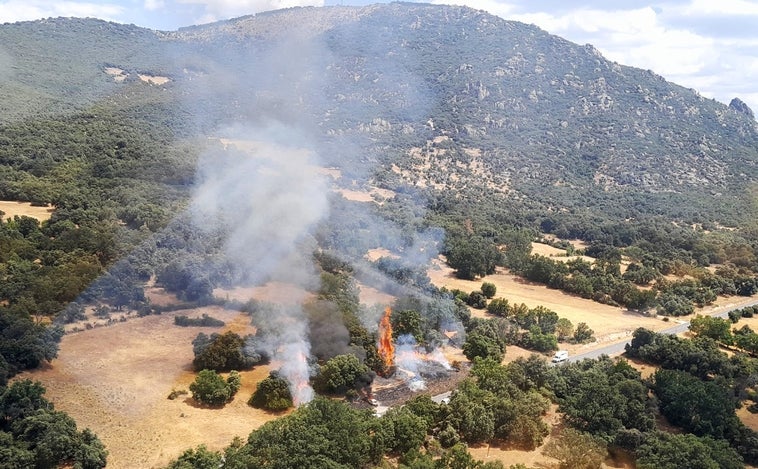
[1,3,757,227]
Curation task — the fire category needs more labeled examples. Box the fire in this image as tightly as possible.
[279,344,313,406]
[377,306,395,375]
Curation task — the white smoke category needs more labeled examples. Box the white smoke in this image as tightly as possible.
[394,334,426,391]
[276,326,314,405]
[427,346,452,371]
[190,124,328,405]
[394,333,456,392]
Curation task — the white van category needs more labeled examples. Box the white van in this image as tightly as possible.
[551,350,569,363]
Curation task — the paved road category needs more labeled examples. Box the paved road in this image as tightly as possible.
[564,298,758,363]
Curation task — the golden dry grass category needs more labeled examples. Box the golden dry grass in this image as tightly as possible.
[20,283,297,467]
[20,307,281,469]
[531,241,594,264]
[334,186,396,204]
[0,200,54,222]
[364,247,398,261]
[214,282,314,305]
[427,256,669,356]
[18,279,397,468]
[357,282,396,307]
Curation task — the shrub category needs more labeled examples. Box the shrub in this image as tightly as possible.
[314,354,370,394]
[189,369,239,406]
[466,291,487,309]
[192,331,263,372]
[486,298,510,317]
[481,282,497,298]
[249,373,293,411]
[573,322,595,344]
[175,314,225,327]
[167,389,188,400]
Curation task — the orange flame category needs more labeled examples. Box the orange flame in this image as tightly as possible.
[378,306,395,374]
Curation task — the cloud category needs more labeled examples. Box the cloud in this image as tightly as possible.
[678,0,758,17]
[175,0,324,23]
[0,0,124,23]
[144,0,165,11]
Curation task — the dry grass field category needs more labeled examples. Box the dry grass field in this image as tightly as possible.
[18,248,758,468]
[427,255,670,357]
[530,241,595,264]
[17,278,398,468]
[0,200,54,221]
[20,300,280,468]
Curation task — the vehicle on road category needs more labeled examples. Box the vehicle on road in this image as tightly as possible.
[551,350,569,363]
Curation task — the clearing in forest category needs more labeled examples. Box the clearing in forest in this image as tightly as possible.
[0,200,54,222]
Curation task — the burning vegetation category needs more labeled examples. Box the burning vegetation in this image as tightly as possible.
[377,306,395,377]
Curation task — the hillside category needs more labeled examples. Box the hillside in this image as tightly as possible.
[1,4,757,228]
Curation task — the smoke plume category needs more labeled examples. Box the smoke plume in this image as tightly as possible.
[190,125,329,404]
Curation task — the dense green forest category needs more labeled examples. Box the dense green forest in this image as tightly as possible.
[0,380,107,468]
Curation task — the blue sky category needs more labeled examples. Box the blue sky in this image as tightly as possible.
[1,0,757,113]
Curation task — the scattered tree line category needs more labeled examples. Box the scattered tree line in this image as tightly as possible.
[442,283,594,361]
[441,220,758,322]
[170,357,554,469]
[174,314,225,328]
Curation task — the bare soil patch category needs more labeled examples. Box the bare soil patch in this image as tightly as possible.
[0,200,54,221]
[317,167,342,180]
[364,247,398,262]
[738,405,758,432]
[335,186,396,204]
[625,357,658,380]
[357,281,396,307]
[104,67,127,82]
[138,74,171,85]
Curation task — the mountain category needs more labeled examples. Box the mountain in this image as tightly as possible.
[1,3,758,230]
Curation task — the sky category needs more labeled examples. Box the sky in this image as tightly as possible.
[1,0,757,113]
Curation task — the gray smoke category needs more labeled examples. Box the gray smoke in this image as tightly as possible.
[394,333,452,392]
[190,123,328,404]
[179,19,463,402]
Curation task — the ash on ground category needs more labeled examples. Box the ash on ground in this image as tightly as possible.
[351,361,471,411]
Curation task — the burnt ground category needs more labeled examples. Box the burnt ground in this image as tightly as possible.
[351,361,472,411]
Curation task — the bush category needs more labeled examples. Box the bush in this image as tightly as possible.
[227,370,241,394]
[573,322,595,344]
[167,389,188,400]
[486,298,510,317]
[175,314,225,327]
[466,291,487,309]
[192,331,263,372]
[463,331,505,361]
[249,373,293,411]
[189,369,239,406]
[481,282,497,298]
[314,354,371,395]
